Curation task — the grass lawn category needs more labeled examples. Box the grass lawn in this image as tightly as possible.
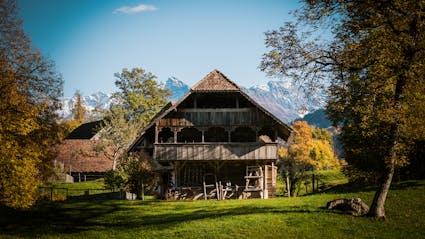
[46,178,106,190]
[276,169,349,197]
[1,179,424,239]
[43,178,109,197]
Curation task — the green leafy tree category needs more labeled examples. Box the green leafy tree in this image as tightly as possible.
[122,152,156,200]
[98,68,170,198]
[0,0,63,208]
[261,1,425,218]
[104,169,128,192]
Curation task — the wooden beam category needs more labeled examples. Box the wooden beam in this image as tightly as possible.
[154,125,159,144]
[201,130,205,143]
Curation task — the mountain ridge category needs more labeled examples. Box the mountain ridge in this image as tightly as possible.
[58,77,326,124]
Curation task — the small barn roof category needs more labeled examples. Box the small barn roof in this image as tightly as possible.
[55,120,113,173]
[66,120,104,139]
[55,139,113,173]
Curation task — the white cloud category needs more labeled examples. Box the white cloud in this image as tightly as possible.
[113,4,158,14]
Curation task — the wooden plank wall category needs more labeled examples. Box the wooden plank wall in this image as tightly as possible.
[154,143,278,161]
[264,165,277,198]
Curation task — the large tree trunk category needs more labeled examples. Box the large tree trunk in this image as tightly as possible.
[368,145,396,218]
[369,72,406,218]
[368,132,399,218]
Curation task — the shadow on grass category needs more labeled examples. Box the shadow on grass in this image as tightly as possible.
[0,200,131,237]
[389,180,424,190]
[323,179,424,195]
[3,180,423,237]
[0,199,322,237]
[320,183,377,194]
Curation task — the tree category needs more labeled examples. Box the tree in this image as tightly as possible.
[55,90,87,140]
[97,68,170,198]
[261,0,425,218]
[103,169,128,192]
[111,68,171,125]
[0,0,63,208]
[71,90,86,123]
[122,152,156,200]
[279,121,339,196]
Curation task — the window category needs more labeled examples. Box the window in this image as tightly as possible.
[177,127,202,143]
[231,127,256,142]
[158,127,173,143]
[204,127,228,142]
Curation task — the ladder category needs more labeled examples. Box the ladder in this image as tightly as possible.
[203,173,219,200]
[243,166,264,198]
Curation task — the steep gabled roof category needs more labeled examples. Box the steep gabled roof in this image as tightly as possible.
[128,70,292,152]
[191,70,239,91]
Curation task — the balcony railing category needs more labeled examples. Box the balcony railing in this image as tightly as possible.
[158,108,274,127]
[153,142,278,161]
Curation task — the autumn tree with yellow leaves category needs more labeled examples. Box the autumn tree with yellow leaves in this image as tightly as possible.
[279,121,339,197]
[0,0,63,208]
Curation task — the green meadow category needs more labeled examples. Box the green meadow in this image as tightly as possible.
[1,177,424,239]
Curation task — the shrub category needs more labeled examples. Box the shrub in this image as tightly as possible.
[104,170,128,191]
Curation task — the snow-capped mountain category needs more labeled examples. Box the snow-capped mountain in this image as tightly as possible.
[165,77,190,101]
[243,80,326,123]
[58,77,325,124]
[58,92,111,120]
[57,78,190,120]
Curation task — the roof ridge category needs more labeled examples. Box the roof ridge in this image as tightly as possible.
[191,69,239,91]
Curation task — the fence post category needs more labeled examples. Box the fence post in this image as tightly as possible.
[120,189,124,200]
[316,176,319,191]
[312,174,315,192]
[286,175,291,198]
[142,178,145,201]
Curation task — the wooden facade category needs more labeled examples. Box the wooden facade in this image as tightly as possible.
[129,70,291,200]
[154,143,278,161]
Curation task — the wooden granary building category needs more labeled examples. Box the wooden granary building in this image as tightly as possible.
[129,70,291,200]
[55,120,113,182]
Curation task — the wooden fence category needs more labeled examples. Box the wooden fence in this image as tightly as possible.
[37,187,135,201]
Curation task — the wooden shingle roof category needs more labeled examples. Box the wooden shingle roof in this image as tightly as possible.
[55,140,113,173]
[192,70,239,91]
[55,120,113,173]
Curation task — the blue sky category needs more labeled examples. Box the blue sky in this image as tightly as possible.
[18,0,301,97]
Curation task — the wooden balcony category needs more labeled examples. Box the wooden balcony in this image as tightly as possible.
[158,108,274,127]
[153,142,278,161]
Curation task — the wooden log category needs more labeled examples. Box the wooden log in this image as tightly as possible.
[193,193,204,200]
[327,198,370,216]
